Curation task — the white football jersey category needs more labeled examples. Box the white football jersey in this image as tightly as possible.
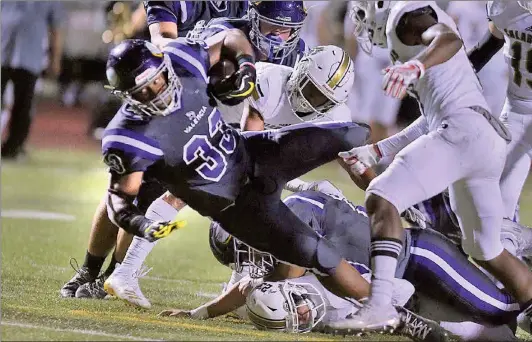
[218,62,352,129]
[488,1,532,113]
[386,1,489,129]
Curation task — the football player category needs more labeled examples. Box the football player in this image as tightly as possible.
[467,1,532,227]
[188,1,308,67]
[161,187,521,341]
[60,0,251,300]
[103,44,360,309]
[332,0,532,334]
[82,30,383,321]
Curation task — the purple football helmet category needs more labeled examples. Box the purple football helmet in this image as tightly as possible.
[105,39,182,117]
[248,1,307,63]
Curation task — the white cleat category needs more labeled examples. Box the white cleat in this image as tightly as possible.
[501,219,532,257]
[104,265,152,309]
[327,303,400,335]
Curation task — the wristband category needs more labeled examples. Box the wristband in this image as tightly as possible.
[190,305,209,320]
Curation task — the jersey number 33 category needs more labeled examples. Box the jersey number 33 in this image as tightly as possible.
[183,109,236,182]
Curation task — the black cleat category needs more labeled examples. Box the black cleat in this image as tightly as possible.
[59,258,96,298]
[396,306,450,342]
[75,276,108,299]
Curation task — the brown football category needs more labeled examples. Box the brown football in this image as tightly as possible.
[208,59,236,85]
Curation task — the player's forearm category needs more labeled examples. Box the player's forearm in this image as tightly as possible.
[106,190,153,237]
[467,29,505,73]
[221,29,255,63]
[376,116,429,157]
[191,280,248,319]
[415,27,463,70]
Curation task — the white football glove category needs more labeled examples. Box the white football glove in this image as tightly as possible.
[361,273,415,307]
[382,60,425,99]
[338,144,381,176]
[402,206,429,229]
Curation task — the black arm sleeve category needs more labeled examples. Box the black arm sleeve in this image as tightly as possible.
[467,30,505,73]
[107,189,155,237]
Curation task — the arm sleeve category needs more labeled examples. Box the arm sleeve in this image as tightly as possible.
[163,39,211,80]
[376,116,429,157]
[106,188,154,236]
[467,30,505,72]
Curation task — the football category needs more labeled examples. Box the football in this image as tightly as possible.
[208,58,236,86]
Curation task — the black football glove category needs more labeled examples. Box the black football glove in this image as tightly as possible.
[209,54,256,106]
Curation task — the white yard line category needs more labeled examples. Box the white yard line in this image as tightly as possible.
[195,291,219,299]
[2,210,75,221]
[1,321,161,341]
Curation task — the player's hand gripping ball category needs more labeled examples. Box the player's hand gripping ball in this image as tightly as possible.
[208,55,256,106]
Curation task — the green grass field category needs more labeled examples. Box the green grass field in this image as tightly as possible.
[2,149,532,341]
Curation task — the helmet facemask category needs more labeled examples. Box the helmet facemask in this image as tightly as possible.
[249,7,305,64]
[518,1,532,13]
[282,282,326,333]
[287,59,341,115]
[233,239,277,278]
[350,1,390,55]
[110,54,182,117]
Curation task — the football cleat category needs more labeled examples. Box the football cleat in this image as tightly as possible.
[501,219,532,257]
[75,277,108,299]
[104,264,152,309]
[396,306,450,342]
[60,258,96,298]
[327,302,400,334]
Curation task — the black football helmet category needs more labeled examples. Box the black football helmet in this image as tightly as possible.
[105,39,182,117]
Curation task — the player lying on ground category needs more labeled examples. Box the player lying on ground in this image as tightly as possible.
[331,0,532,334]
[160,185,522,341]
[60,1,311,300]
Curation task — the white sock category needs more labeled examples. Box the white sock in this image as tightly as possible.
[440,321,517,341]
[115,197,179,276]
[369,238,402,307]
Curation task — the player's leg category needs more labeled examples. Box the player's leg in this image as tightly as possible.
[241,121,371,183]
[499,111,532,220]
[104,191,183,309]
[215,185,371,302]
[329,112,498,332]
[405,228,520,326]
[60,194,118,297]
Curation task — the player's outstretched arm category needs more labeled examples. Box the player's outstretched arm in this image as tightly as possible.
[467,22,505,73]
[382,12,463,99]
[106,172,182,242]
[159,277,254,320]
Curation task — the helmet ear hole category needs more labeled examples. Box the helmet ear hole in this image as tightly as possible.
[377,1,384,9]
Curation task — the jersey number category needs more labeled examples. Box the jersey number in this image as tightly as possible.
[183,110,236,182]
[510,41,532,88]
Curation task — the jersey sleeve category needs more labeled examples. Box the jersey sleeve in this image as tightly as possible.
[144,1,183,26]
[163,38,211,82]
[248,63,291,120]
[101,128,164,176]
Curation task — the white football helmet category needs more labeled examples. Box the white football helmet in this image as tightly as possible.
[233,239,277,279]
[246,281,326,333]
[350,1,393,54]
[286,45,354,115]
